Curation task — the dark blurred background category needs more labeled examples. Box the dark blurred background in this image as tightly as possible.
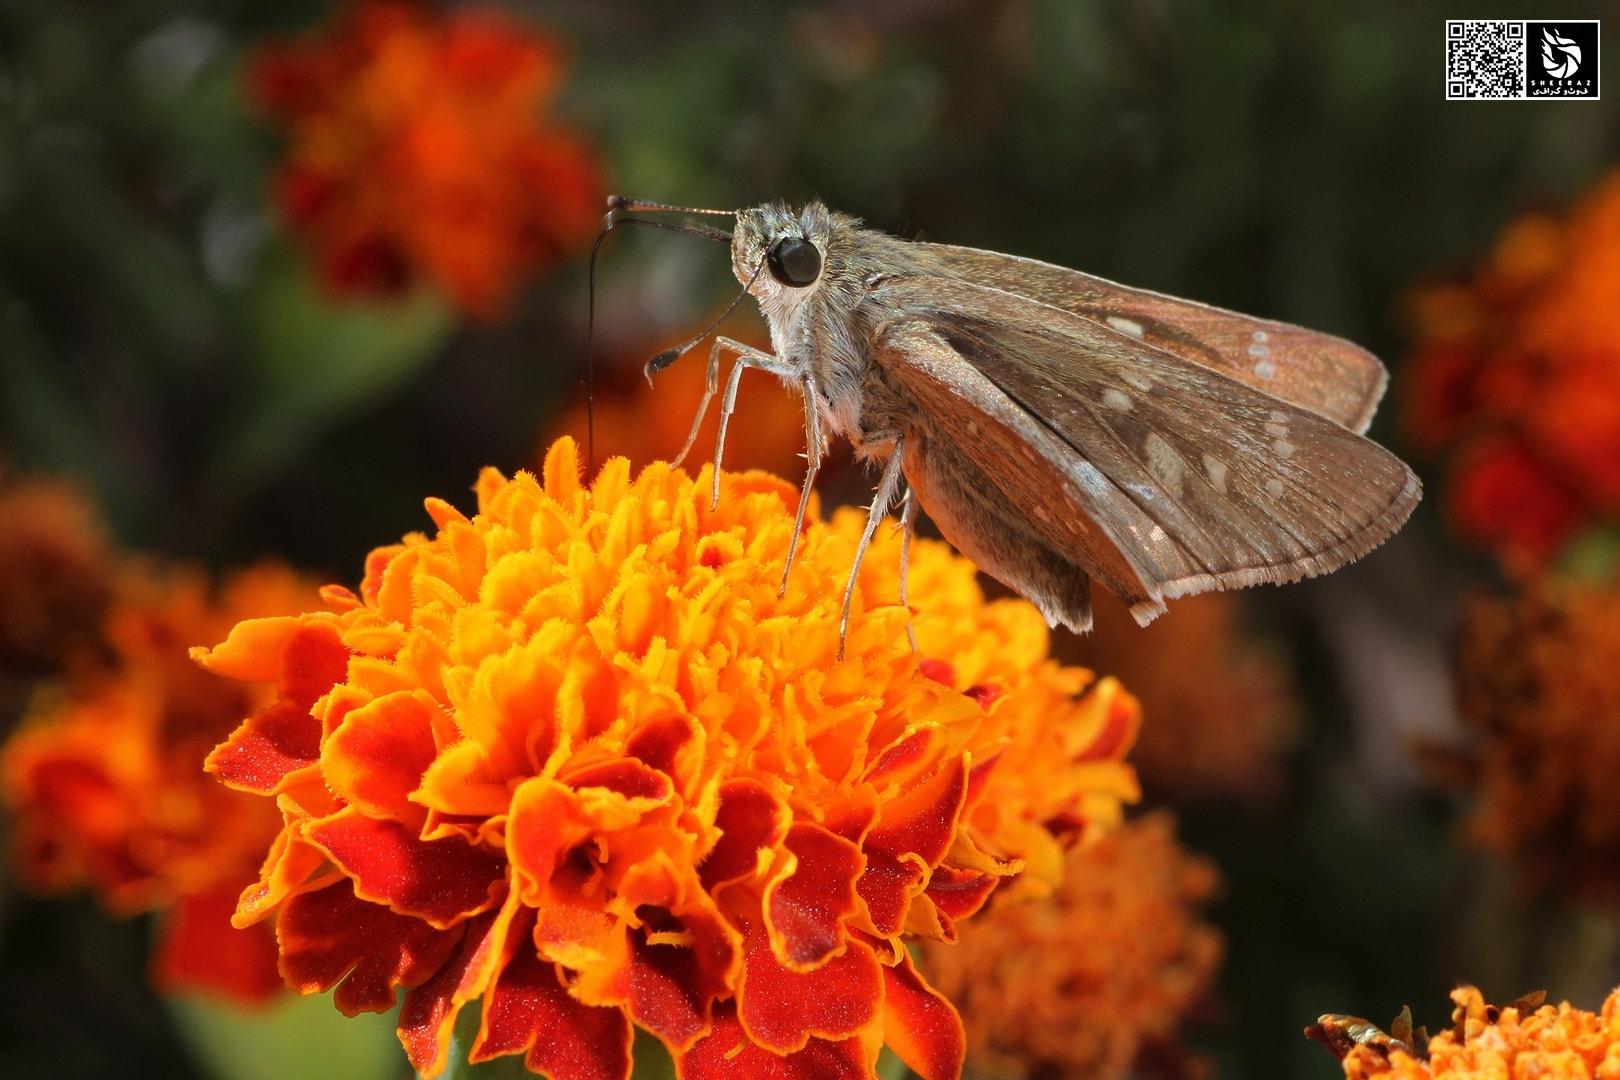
[2,1,1618,1078]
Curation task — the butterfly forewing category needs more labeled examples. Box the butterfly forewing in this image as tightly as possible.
[910,243,1389,434]
[870,277,1420,622]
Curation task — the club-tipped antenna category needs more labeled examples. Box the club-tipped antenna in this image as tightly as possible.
[583,206,735,469]
[608,195,739,217]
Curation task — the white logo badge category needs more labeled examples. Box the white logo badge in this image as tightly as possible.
[1543,27,1582,78]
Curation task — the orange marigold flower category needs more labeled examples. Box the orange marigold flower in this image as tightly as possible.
[1446,575,1620,902]
[0,470,114,677]
[194,437,1140,1080]
[1061,590,1295,804]
[1403,172,1620,560]
[252,1,602,317]
[1,562,318,1004]
[1310,985,1620,1080]
[921,813,1222,1080]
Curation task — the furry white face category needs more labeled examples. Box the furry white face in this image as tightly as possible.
[730,202,835,315]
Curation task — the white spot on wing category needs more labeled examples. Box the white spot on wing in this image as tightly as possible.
[1266,478,1285,498]
[1102,389,1133,411]
[1254,360,1276,379]
[1144,433,1185,490]
[1252,330,1269,343]
[1273,440,1297,458]
[1073,461,1110,497]
[1269,410,1289,423]
[1264,422,1289,438]
[1202,454,1228,494]
[1148,525,1167,543]
[1122,372,1153,392]
[1248,344,1271,359]
[1107,315,1146,339]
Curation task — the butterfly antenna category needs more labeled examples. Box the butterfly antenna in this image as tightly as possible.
[608,195,740,217]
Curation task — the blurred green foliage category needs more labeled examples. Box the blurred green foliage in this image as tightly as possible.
[2,2,1618,1079]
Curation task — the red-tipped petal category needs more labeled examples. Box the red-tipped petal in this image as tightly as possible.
[880,951,964,1080]
[399,888,521,1077]
[277,879,461,1015]
[304,807,504,927]
[207,700,323,794]
[680,1001,874,1080]
[738,929,882,1054]
[473,930,632,1080]
[278,620,352,708]
[323,689,442,817]
[702,779,789,892]
[765,822,863,970]
[923,864,999,925]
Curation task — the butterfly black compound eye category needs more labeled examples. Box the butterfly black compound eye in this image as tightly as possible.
[766,236,822,287]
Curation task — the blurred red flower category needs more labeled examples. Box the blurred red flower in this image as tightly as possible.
[252,1,602,317]
[1404,174,1620,561]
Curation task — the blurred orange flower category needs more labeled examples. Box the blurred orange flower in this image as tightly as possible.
[1,562,319,1004]
[922,813,1222,1080]
[1447,575,1620,902]
[1061,590,1295,805]
[0,471,114,678]
[252,0,602,317]
[1404,172,1620,561]
[195,438,1140,1080]
[1311,985,1619,1080]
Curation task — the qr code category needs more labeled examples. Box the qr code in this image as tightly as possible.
[1447,20,1526,98]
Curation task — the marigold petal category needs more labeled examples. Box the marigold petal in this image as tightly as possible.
[765,822,864,970]
[508,776,598,907]
[474,923,632,1080]
[277,878,462,1015]
[191,615,307,683]
[624,713,705,794]
[680,1001,875,1080]
[323,689,443,817]
[303,807,504,927]
[701,779,789,892]
[278,620,352,708]
[739,930,883,1053]
[399,886,522,1078]
[881,951,965,1080]
[206,700,323,794]
[922,864,1000,926]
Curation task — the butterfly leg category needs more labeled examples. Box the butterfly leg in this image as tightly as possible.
[669,337,774,469]
[710,339,798,509]
[779,372,826,598]
[839,436,906,661]
[897,483,918,652]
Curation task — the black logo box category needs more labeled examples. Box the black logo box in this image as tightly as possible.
[1526,21,1600,98]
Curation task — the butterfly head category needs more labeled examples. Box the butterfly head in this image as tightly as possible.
[732,202,835,312]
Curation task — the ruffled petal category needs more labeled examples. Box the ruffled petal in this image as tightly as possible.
[764,822,863,970]
[679,1001,875,1080]
[880,950,964,1080]
[738,926,883,1053]
[474,909,632,1080]
[399,887,522,1078]
[277,878,462,1015]
[304,807,505,927]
